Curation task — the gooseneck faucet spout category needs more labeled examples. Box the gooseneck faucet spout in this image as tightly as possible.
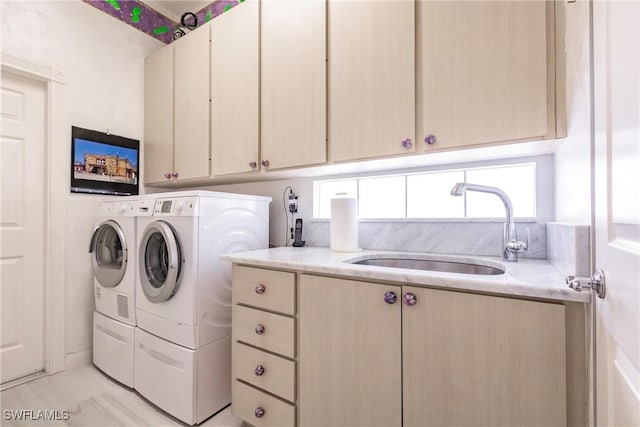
[450,183,528,262]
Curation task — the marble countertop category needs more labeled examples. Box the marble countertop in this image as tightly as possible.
[223,247,591,303]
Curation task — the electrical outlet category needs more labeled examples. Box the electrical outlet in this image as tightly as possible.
[288,191,298,213]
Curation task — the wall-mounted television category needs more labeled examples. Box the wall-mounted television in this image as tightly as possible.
[71,126,140,196]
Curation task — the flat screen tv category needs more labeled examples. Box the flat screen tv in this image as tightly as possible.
[71,126,140,195]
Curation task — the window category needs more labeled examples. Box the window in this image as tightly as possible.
[313,163,536,219]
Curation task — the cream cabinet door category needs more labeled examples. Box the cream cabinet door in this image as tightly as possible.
[418,1,550,151]
[174,26,210,180]
[211,1,259,176]
[260,0,326,170]
[298,275,401,427]
[144,44,174,184]
[328,0,415,162]
[402,286,567,427]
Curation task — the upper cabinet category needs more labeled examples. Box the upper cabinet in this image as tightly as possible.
[328,0,416,162]
[143,44,174,184]
[260,0,327,170]
[211,0,260,176]
[144,25,210,184]
[143,0,564,186]
[417,0,556,152]
[173,27,211,180]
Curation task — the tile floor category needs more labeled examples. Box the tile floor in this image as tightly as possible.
[1,365,244,426]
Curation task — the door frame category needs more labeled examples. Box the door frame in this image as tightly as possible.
[2,54,67,376]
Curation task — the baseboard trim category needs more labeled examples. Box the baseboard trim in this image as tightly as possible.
[65,349,93,370]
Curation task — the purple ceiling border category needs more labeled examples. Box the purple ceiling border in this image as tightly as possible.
[82,0,178,44]
[194,0,241,26]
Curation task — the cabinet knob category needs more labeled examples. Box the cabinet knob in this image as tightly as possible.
[255,284,266,294]
[424,134,436,145]
[255,365,265,376]
[403,292,417,306]
[171,171,179,178]
[384,291,397,304]
[249,161,257,168]
[254,407,265,418]
[261,159,270,167]
[255,324,265,335]
[401,138,412,149]
[164,172,171,179]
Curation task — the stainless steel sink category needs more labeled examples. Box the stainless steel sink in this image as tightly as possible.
[349,256,505,275]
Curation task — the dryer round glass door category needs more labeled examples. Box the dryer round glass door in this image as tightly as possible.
[90,220,128,288]
[139,220,182,303]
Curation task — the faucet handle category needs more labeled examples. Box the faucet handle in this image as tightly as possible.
[507,227,529,253]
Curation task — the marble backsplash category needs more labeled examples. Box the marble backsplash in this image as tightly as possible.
[304,221,547,259]
[546,222,591,277]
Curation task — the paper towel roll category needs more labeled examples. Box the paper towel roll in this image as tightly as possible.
[330,196,359,252]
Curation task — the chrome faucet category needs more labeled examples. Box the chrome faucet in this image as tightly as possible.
[450,183,529,262]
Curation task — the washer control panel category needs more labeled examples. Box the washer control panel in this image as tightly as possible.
[153,197,198,216]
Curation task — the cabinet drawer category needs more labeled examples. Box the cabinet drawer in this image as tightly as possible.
[233,265,295,315]
[233,305,295,358]
[233,342,295,402]
[232,380,295,427]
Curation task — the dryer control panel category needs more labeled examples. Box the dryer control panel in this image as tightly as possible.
[153,197,198,216]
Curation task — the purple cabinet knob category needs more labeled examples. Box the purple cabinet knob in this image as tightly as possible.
[261,159,270,167]
[255,365,265,376]
[403,292,417,306]
[254,407,265,418]
[401,138,412,149]
[164,172,171,179]
[424,134,436,145]
[384,291,397,304]
[255,284,266,294]
[171,171,179,178]
[255,324,265,335]
[249,161,257,168]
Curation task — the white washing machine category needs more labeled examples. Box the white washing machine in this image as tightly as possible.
[134,191,270,425]
[89,197,139,387]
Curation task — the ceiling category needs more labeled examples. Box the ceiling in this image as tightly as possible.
[141,1,212,22]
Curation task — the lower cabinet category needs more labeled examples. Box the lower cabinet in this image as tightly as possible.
[299,275,568,427]
[298,275,402,426]
[232,266,576,427]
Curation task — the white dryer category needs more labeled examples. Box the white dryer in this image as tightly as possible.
[90,197,138,388]
[134,191,270,425]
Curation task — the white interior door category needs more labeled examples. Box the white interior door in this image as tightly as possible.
[593,1,640,425]
[0,71,46,384]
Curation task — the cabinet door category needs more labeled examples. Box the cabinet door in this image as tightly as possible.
[174,26,210,180]
[211,0,259,176]
[418,1,550,151]
[328,0,415,162]
[402,286,567,426]
[144,44,174,184]
[298,275,401,427]
[261,0,326,170]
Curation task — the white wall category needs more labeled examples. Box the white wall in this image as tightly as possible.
[1,0,162,364]
[554,1,592,224]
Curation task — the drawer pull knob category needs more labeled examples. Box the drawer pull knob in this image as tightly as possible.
[249,161,257,168]
[403,292,417,306]
[255,324,265,335]
[164,172,171,179]
[401,138,412,149]
[261,159,270,167]
[255,284,266,294]
[424,134,436,145]
[171,171,179,179]
[255,365,265,376]
[255,407,265,418]
[384,291,397,304]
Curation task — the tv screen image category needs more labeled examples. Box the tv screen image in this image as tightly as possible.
[71,126,140,195]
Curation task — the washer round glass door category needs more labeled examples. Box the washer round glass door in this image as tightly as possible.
[139,221,182,303]
[89,220,127,288]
